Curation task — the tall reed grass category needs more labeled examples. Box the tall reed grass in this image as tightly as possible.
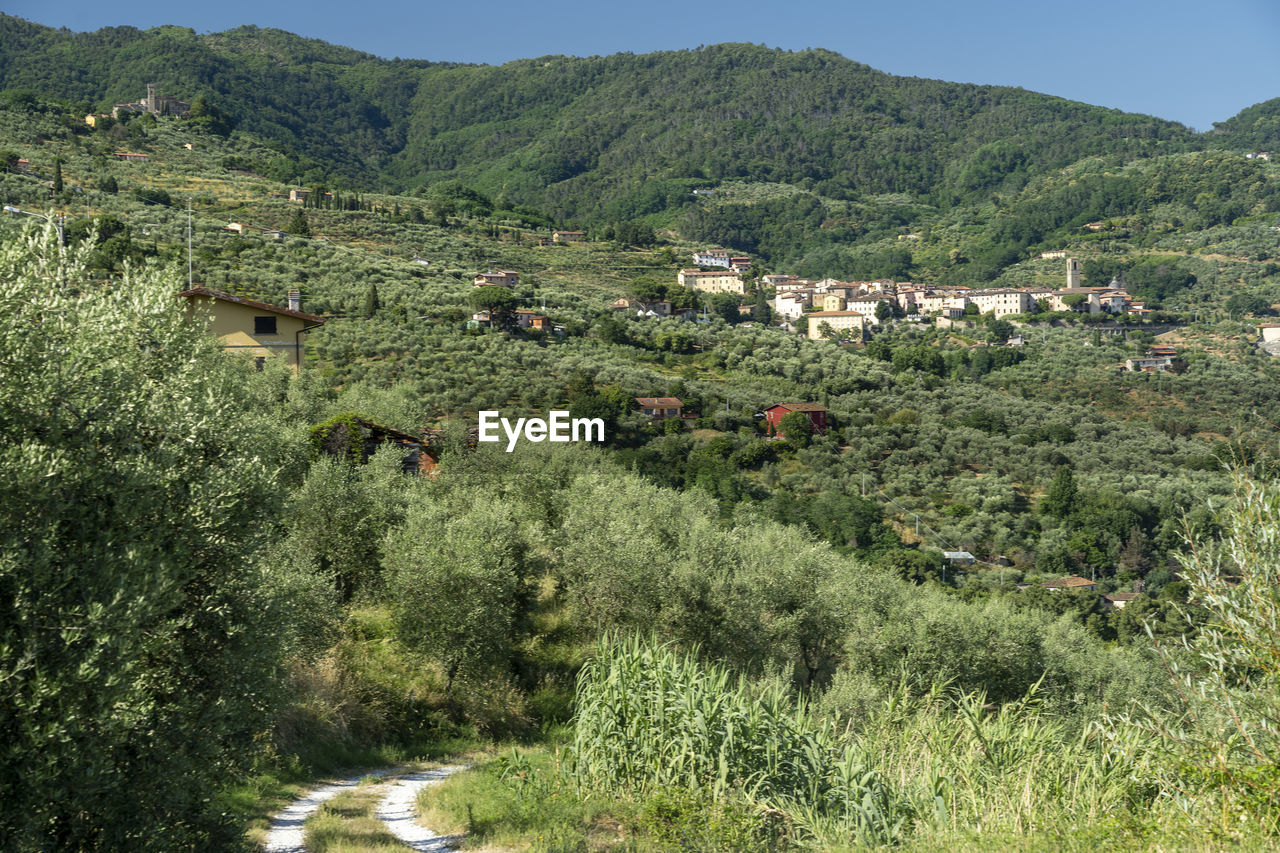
[568,635,910,846]
[568,635,1155,849]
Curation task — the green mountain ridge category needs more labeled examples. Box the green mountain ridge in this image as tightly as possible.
[5,12,1263,229]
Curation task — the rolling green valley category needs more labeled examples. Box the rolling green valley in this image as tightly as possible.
[4,13,1280,851]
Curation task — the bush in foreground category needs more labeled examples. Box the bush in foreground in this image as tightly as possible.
[0,224,295,848]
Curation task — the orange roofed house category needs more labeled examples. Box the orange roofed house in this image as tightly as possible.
[178,287,324,372]
[763,402,828,436]
[636,397,683,419]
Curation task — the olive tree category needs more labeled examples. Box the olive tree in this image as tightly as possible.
[1118,471,1280,825]
[0,224,296,848]
[383,494,524,715]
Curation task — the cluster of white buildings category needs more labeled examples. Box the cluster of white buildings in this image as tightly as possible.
[767,258,1149,340]
[675,249,754,295]
[673,252,1150,340]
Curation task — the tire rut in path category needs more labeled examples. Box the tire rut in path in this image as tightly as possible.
[376,766,469,851]
[261,764,467,852]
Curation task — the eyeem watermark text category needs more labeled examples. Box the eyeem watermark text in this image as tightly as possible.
[478,410,604,451]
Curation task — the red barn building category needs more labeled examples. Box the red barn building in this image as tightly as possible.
[763,402,828,436]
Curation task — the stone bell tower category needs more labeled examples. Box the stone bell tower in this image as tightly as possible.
[1066,257,1082,289]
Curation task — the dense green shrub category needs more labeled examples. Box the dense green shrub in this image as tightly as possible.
[0,224,297,848]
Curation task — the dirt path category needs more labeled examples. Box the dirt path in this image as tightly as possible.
[376,767,468,850]
[261,765,466,852]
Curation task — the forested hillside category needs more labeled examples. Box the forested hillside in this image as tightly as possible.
[0,15,1205,221]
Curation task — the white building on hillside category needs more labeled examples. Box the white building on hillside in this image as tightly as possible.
[692,250,732,268]
[679,268,746,294]
[807,311,866,340]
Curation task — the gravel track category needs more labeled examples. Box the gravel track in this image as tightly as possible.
[375,766,468,850]
[261,764,466,852]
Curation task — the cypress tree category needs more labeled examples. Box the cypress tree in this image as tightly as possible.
[755,288,773,326]
[1041,466,1078,518]
[287,209,311,237]
[51,157,63,195]
[364,283,380,318]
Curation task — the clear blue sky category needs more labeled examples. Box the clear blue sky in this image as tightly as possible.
[10,0,1279,132]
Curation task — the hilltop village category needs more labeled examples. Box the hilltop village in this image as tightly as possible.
[465,241,1184,373]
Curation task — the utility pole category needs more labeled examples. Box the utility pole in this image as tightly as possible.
[3,205,63,246]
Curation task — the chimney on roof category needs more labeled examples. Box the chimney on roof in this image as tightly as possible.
[288,289,301,312]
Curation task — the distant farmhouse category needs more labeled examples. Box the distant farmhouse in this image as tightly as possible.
[612,297,672,317]
[514,309,551,330]
[636,397,684,419]
[473,270,520,287]
[763,402,829,436]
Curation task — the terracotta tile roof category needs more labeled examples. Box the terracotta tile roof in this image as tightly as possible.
[178,286,325,324]
[635,397,683,408]
[769,402,828,413]
[1042,575,1097,589]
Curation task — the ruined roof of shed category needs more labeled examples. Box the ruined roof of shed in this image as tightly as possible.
[178,286,324,324]
[350,417,422,445]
